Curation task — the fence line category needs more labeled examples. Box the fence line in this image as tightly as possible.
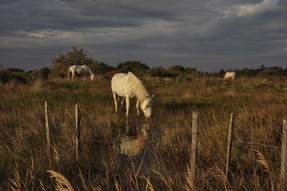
[281,120,287,191]
[190,111,198,185]
[235,140,280,149]
[75,104,81,161]
[42,102,287,189]
[225,113,234,182]
[45,101,51,166]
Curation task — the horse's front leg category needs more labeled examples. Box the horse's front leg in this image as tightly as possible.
[136,99,140,116]
[125,96,130,118]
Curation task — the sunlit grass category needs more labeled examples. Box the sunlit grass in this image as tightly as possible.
[0,76,286,190]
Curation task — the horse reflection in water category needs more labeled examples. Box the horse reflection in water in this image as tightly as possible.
[118,119,151,157]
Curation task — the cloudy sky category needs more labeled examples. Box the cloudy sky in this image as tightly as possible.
[0,0,286,72]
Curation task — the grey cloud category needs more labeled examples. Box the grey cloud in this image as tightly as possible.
[222,0,281,18]
[0,0,286,71]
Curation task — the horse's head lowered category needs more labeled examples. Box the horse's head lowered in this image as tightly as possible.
[141,95,154,118]
[90,74,95,80]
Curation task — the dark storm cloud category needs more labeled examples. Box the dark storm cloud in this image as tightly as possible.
[0,0,286,71]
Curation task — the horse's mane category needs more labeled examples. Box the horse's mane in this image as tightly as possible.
[127,72,149,102]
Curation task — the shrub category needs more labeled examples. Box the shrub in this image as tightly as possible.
[148,67,177,78]
[0,69,27,84]
[257,67,283,77]
[0,70,10,83]
[92,62,115,74]
[9,73,27,84]
[117,60,149,75]
[39,67,50,80]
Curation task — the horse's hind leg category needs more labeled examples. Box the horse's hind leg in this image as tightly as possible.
[113,92,118,112]
[120,97,125,109]
[125,96,130,118]
[71,72,75,80]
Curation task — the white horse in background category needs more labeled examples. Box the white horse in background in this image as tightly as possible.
[224,71,236,79]
[68,65,95,80]
[111,71,153,118]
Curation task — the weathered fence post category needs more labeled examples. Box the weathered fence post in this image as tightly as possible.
[280,120,287,191]
[75,104,81,161]
[45,101,51,165]
[225,113,234,181]
[190,112,198,181]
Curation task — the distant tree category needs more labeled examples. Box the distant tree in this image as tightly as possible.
[0,68,27,84]
[117,60,149,75]
[185,67,197,73]
[168,65,186,73]
[39,67,50,80]
[219,69,226,75]
[0,69,10,83]
[148,67,177,78]
[233,68,249,77]
[93,62,115,74]
[7,68,24,73]
[184,67,204,78]
[257,67,283,77]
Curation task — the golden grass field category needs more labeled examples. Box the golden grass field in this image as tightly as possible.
[0,74,287,190]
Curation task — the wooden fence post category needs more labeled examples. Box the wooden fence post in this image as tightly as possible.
[280,120,287,191]
[225,113,234,181]
[45,101,51,165]
[75,104,81,161]
[190,112,198,180]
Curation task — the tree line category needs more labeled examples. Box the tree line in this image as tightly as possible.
[0,47,286,84]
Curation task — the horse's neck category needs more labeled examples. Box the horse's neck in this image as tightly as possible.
[137,88,148,103]
[128,75,148,102]
[87,67,93,75]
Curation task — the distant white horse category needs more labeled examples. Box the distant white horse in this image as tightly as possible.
[111,72,153,118]
[68,65,95,80]
[224,71,236,79]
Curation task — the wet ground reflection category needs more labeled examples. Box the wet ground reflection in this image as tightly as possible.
[117,118,151,157]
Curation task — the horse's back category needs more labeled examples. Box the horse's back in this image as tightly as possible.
[224,72,235,79]
[69,65,77,70]
[111,73,128,96]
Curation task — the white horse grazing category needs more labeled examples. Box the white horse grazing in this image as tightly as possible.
[111,72,153,118]
[224,71,236,79]
[68,65,95,80]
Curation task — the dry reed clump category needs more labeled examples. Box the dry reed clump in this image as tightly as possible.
[143,176,155,191]
[184,167,195,191]
[254,149,270,173]
[8,169,21,191]
[52,146,60,164]
[47,170,74,191]
[7,160,37,191]
[254,149,274,191]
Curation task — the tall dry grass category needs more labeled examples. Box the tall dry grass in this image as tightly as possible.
[0,76,286,190]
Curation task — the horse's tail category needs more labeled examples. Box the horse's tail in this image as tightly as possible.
[68,68,71,80]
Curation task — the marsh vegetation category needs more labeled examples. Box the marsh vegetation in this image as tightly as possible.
[1,72,287,190]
